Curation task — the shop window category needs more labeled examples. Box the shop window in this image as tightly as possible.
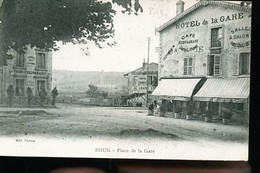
[16,52,25,67]
[15,79,24,96]
[147,76,153,85]
[183,57,193,75]
[209,102,219,114]
[208,55,221,76]
[236,103,244,111]
[211,27,223,48]
[239,53,250,75]
[37,80,46,93]
[152,76,158,87]
[36,52,46,69]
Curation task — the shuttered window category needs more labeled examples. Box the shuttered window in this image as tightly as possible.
[183,57,193,75]
[209,55,221,76]
[36,52,46,69]
[239,53,250,75]
[15,79,25,96]
[16,52,25,67]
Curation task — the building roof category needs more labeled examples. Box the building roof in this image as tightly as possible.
[156,1,251,32]
[193,77,250,103]
[124,62,158,76]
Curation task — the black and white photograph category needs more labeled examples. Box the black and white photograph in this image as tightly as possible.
[0,0,251,160]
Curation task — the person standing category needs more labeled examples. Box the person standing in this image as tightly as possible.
[51,87,59,106]
[26,87,33,106]
[7,85,14,107]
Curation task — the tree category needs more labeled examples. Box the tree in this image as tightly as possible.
[86,84,108,98]
[0,0,143,54]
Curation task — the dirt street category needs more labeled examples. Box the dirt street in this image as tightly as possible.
[0,104,248,142]
[0,104,249,160]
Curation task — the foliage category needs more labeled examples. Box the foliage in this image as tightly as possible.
[159,104,166,113]
[175,107,182,113]
[86,84,108,98]
[0,0,143,53]
[148,103,154,110]
[205,109,213,117]
[7,85,14,97]
[222,111,232,119]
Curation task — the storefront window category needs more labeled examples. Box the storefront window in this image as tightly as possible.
[15,79,25,96]
[37,80,46,93]
[239,53,250,75]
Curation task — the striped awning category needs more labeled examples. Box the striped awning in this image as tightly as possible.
[151,78,201,101]
[193,78,250,103]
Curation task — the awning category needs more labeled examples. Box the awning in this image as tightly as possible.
[193,78,250,103]
[151,78,201,101]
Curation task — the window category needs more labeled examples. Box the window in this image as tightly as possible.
[183,57,193,75]
[15,79,24,96]
[36,52,46,69]
[147,76,153,85]
[211,27,223,48]
[208,55,221,76]
[239,53,250,75]
[37,80,46,93]
[16,52,25,67]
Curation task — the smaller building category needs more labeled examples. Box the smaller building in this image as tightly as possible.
[124,61,158,107]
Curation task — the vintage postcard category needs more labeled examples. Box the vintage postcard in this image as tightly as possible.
[0,0,251,160]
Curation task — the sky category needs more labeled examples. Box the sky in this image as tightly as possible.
[53,0,200,72]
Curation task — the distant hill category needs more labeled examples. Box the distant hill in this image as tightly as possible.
[52,70,127,94]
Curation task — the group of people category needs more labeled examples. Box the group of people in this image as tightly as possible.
[6,85,58,107]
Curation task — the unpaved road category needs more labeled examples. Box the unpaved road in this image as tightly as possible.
[0,104,248,143]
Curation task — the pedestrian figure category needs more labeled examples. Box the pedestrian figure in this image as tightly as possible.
[148,102,154,116]
[51,87,59,106]
[39,88,47,106]
[27,87,33,106]
[7,85,14,107]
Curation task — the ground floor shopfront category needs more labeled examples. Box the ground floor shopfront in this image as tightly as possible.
[151,77,250,124]
[0,66,52,106]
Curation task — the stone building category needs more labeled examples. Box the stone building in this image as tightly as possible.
[152,0,251,123]
[0,0,53,105]
[124,61,158,107]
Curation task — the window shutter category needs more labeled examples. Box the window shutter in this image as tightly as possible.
[233,54,239,76]
[207,55,210,76]
[214,55,221,75]
[219,55,222,76]
[192,57,195,76]
[183,58,188,75]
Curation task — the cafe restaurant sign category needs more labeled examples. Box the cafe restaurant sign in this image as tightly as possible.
[14,69,47,76]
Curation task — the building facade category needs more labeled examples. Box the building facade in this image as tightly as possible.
[0,46,53,105]
[124,62,158,106]
[152,0,251,123]
[0,1,52,105]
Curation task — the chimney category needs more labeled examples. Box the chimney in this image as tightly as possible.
[143,59,146,67]
[176,0,185,16]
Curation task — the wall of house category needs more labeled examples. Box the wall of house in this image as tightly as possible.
[159,4,251,79]
[0,45,52,105]
[127,71,158,95]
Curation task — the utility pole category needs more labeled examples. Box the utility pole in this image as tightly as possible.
[146,37,150,107]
